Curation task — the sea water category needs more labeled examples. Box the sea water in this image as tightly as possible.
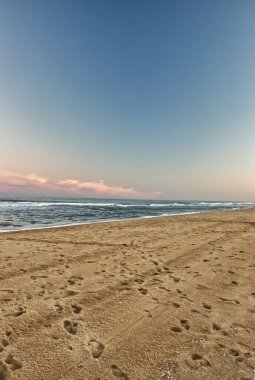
[0,197,253,232]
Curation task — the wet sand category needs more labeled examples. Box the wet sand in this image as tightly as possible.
[0,208,255,379]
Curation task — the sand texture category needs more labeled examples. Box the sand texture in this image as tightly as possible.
[0,209,255,379]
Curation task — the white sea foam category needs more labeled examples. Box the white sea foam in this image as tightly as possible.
[0,201,116,208]
[150,203,186,207]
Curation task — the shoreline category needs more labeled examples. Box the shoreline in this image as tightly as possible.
[0,210,199,234]
[0,206,248,234]
[0,207,254,379]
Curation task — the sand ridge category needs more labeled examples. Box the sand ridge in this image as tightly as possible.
[0,209,255,379]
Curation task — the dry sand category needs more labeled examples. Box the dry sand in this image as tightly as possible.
[0,208,255,380]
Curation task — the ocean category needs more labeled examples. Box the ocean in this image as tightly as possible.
[0,197,253,232]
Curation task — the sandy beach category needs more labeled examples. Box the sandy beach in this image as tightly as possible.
[0,208,254,380]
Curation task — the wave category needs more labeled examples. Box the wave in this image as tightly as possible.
[0,201,116,208]
[0,201,189,208]
[149,203,186,207]
[0,200,254,209]
[0,222,12,227]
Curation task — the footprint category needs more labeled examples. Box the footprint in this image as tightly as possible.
[190,353,211,367]
[197,284,210,290]
[171,326,183,333]
[138,288,147,295]
[5,354,22,371]
[144,310,152,318]
[133,278,144,284]
[202,303,211,311]
[54,302,63,312]
[63,320,77,335]
[1,339,8,348]
[191,309,200,314]
[180,319,190,331]
[5,306,26,318]
[191,353,202,360]
[111,364,129,379]
[212,323,221,331]
[0,362,9,379]
[71,304,82,314]
[229,348,240,357]
[51,334,60,341]
[88,338,104,359]
[64,290,79,298]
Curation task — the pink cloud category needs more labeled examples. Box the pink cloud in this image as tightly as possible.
[0,171,49,188]
[0,170,157,198]
[58,179,137,196]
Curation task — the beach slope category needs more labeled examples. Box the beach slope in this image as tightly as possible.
[0,209,255,379]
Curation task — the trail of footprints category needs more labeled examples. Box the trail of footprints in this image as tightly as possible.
[0,329,22,379]
[169,307,255,373]
[60,302,106,360]
[1,232,253,379]
[57,299,130,377]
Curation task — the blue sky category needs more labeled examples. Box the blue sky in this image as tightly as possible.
[0,1,254,200]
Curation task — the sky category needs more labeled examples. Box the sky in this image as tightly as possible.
[0,0,255,200]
